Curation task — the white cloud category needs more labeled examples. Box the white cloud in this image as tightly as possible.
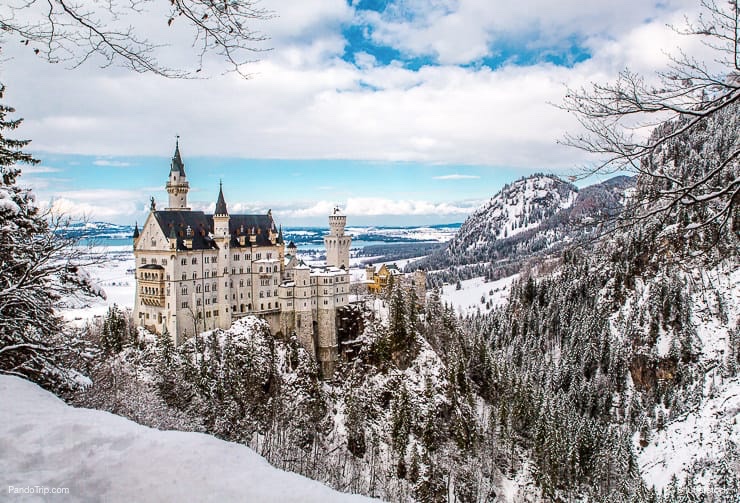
[93,159,132,167]
[20,166,60,173]
[0,0,720,176]
[433,174,480,180]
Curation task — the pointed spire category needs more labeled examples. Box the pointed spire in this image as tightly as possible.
[215,180,228,216]
[133,221,140,239]
[171,136,186,176]
[277,224,284,244]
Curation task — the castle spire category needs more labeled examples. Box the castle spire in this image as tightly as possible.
[132,221,140,239]
[165,137,190,210]
[171,136,186,176]
[215,180,228,216]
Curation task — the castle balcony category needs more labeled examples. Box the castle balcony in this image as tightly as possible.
[139,264,165,307]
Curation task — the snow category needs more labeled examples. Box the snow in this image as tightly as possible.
[0,375,377,503]
[60,247,136,323]
[639,375,740,492]
[439,274,518,316]
[636,263,740,492]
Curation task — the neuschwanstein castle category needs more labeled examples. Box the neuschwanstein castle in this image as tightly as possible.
[133,142,352,376]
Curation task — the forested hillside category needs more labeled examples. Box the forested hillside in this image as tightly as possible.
[63,104,738,503]
[414,174,635,286]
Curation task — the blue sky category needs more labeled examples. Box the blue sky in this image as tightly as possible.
[3,0,701,225]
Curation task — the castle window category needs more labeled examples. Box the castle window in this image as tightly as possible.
[141,258,147,264]
[267,253,272,259]
[248,303,252,310]
[205,298,210,305]
[192,257,197,264]
[231,268,236,275]
[239,268,243,274]
[212,297,217,304]
[233,254,239,261]
[204,271,210,278]
[166,274,170,281]
[213,283,217,291]
[273,290,277,297]
[192,272,197,279]
[246,267,251,273]
[196,285,201,293]
[214,311,219,317]
[205,284,210,292]
[245,254,251,260]
[181,301,189,308]
[182,287,188,294]
[259,266,263,273]
[196,299,202,306]
[181,258,187,265]
[182,273,187,280]
[239,280,244,287]
[161,259,167,265]
[260,304,264,310]
[268,303,271,309]
[224,268,228,274]
[259,292,264,298]
[256,253,261,260]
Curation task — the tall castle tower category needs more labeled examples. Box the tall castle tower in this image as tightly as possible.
[324,206,351,269]
[165,139,190,210]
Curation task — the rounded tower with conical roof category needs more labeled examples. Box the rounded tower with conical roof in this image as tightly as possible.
[165,138,190,210]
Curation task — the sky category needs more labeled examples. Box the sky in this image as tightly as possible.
[0,0,707,226]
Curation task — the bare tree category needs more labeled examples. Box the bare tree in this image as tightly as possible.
[0,0,272,78]
[560,0,739,234]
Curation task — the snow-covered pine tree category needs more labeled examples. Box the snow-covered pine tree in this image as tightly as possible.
[0,85,101,391]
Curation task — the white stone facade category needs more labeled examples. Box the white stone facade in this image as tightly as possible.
[133,144,351,376]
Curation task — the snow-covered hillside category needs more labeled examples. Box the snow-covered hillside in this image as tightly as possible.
[0,375,375,503]
[455,174,577,251]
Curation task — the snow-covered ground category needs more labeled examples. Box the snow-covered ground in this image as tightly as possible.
[439,274,518,316]
[61,246,136,323]
[637,265,740,493]
[0,375,376,503]
[639,374,740,492]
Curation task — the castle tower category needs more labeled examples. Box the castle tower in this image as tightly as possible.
[165,138,190,210]
[324,206,351,269]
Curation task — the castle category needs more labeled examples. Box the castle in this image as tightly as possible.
[133,142,352,376]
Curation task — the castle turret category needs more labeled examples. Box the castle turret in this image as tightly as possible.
[165,138,190,210]
[213,181,230,238]
[132,221,140,249]
[324,206,351,269]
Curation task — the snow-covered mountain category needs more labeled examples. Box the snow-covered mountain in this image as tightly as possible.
[416,173,635,282]
[454,174,577,251]
[0,375,375,503]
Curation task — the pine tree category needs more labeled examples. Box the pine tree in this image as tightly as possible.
[0,85,100,390]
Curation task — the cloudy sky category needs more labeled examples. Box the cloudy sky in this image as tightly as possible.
[1,0,704,225]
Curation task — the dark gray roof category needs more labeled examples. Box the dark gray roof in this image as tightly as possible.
[215,182,228,216]
[170,140,186,176]
[152,210,277,250]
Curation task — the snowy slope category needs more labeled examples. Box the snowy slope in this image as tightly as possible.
[0,376,376,503]
[637,266,740,493]
[453,174,577,253]
[439,274,518,316]
[639,375,740,492]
